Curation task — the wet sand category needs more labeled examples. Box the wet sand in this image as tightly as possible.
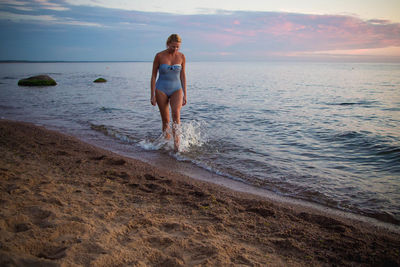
[0,119,399,266]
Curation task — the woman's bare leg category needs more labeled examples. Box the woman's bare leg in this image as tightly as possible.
[170,89,183,152]
[155,89,171,139]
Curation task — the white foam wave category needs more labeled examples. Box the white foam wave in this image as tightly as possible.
[138,120,207,153]
[139,132,173,150]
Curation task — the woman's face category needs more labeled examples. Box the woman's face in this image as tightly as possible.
[167,42,181,53]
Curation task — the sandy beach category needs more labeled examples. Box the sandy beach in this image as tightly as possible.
[0,119,399,266]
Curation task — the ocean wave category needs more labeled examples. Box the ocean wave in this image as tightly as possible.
[89,123,135,144]
[99,106,122,113]
[326,100,379,106]
[317,130,400,170]
[0,105,21,110]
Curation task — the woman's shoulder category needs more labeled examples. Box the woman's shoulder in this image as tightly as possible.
[178,52,186,61]
[155,50,167,58]
[153,51,166,65]
[155,51,163,59]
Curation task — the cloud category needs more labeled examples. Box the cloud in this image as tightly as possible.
[368,19,392,25]
[33,0,70,11]
[0,0,32,10]
[304,46,400,56]
[0,0,104,27]
[64,0,139,11]
[0,0,70,11]
[0,11,57,22]
[0,4,399,61]
[1,0,30,6]
[173,11,400,59]
[0,11,103,27]
[60,18,102,27]
[10,6,34,11]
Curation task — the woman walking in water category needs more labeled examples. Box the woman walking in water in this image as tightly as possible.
[150,34,187,152]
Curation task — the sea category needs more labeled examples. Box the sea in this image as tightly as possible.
[1,61,399,226]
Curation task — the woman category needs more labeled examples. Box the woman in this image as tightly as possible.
[150,34,187,152]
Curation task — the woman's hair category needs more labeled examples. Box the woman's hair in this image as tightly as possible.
[166,34,182,46]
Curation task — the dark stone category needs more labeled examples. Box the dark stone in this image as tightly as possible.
[18,75,57,86]
[94,78,107,83]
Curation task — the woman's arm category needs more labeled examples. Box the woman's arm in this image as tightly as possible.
[180,54,187,106]
[150,54,160,106]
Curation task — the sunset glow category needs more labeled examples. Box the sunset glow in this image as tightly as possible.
[0,0,399,61]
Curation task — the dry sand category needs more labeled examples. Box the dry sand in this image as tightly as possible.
[0,119,399,266]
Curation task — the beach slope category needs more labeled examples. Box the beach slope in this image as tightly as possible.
[0,120,399,266]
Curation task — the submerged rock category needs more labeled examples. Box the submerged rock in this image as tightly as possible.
[94,78,107,83]
[18,75,57,86]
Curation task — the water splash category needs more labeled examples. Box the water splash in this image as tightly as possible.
[138,132,173,150]
[179,120,208,152]
[139,120,208,153]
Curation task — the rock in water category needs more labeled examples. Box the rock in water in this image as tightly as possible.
[18,75,57,86]
[94,78,107,83]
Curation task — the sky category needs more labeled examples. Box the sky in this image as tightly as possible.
[0,0,399,62]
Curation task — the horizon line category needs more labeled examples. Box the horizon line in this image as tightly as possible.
[1,59,400,64]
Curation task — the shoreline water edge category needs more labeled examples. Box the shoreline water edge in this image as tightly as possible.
[1,119,399,266]
[69,121,400,232]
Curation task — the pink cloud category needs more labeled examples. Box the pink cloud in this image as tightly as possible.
[202,32,244,47]
[81,8,400,62]
[262,21,307,36]
[156,11,400,59]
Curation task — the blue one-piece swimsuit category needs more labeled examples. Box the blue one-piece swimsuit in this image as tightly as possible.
[156,64,182,97]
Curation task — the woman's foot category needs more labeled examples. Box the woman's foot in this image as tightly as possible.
[163,126,172,140]
[164,131,171,140]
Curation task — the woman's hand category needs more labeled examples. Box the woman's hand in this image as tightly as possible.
[182,95,187,106]
[151,95,157,106]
